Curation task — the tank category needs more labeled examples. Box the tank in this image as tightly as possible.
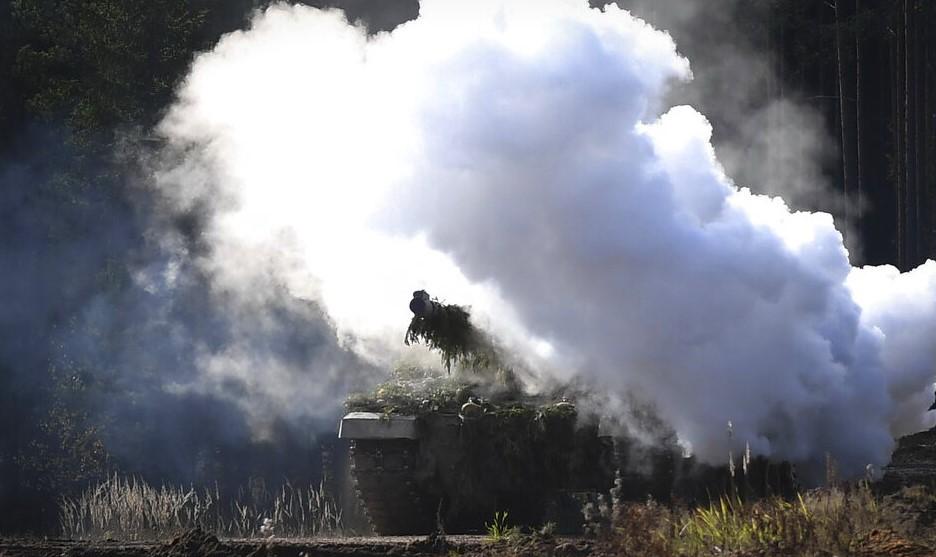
[337,291,618,534]
[337,292,798,535]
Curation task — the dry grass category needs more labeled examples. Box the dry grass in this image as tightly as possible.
[605,481,884,556]
[59,475,342,540]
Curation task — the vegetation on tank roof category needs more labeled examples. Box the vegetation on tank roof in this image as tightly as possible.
[346,292,564,415]
[343,364,579,421]
[344,365,469,415]
[404,296,498,373]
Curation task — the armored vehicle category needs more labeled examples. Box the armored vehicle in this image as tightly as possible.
[337,292,802,534]
[337,291,627,534]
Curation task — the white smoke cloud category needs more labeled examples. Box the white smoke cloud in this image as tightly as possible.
[153,0,936,477]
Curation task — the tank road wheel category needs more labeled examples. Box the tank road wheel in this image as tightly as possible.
[349,439,436,535]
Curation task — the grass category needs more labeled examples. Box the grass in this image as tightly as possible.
[677,494,813,553]
[58,473,930,555]
[484,511,519,542]
[59,475,342,541]
[601,481,888,556]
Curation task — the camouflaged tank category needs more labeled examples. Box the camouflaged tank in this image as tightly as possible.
[337,292,624,535]
[337,292,798,534]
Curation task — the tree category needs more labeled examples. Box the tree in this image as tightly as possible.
[12,0,205,136]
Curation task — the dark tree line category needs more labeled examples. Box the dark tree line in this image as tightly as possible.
[0,0,260,532]
[619,0,936,268]
[754,0,935,268]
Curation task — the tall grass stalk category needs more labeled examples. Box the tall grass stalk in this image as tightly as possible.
[59,475,342,541]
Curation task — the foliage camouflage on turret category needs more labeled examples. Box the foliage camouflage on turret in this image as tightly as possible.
[344,366,574,419]
[404,296,497,373]
[344,366,468,415]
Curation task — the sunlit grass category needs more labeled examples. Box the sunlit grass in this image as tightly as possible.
[484,510,520,543]
[59,475,342,540]
[604,482,883,556]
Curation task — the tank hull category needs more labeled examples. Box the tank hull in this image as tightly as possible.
[341,411,615,534]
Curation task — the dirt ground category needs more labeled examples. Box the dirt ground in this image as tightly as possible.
[3,526,935,557]
[0,529,489,557]
[0,531,609,557]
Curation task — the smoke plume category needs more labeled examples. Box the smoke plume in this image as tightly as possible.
[614,0,851,247]
[152,0,936,479]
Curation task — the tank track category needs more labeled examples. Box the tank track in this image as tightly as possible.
[881,428,936,492]
[349,439,437,535]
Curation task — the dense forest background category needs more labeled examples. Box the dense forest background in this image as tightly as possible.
[0,0,933,534]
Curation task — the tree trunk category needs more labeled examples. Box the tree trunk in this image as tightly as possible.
[913,0,922,262]
[920,5,936,258]
[854,0,862,232]
[903,0,913,267]
[834,0,852,225]
[893,4,905,268]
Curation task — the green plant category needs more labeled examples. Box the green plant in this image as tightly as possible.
[676,495,799,553]
[667,484,883,555]
[403,296,517,384]
[404,297,488,373]
[484,511,518,542]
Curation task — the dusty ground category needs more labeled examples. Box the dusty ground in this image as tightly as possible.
[2,526,935,557]
[0,531,608,557]
[0,530,489,557]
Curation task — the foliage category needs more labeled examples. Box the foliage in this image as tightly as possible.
[484,511,518,543]
[600,482,885,556]
[676,494,812,553]
[13,358,112,496]
[404,297,498,373]
[344,366,469,415]
[12,0,206,136]
[0,0,320,535]
[344,367,577,425]
[59,475,342,540]
[674,487,880,554]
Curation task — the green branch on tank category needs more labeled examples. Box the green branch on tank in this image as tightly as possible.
[403,291,512,380]
[344,365,469,416]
